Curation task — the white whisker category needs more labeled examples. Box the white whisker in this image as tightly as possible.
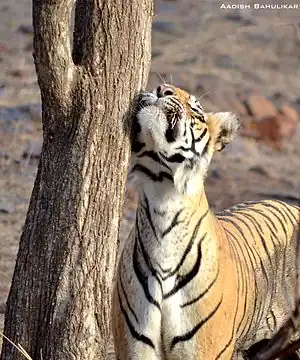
[197,86,223,102]
[156,72,166,84]
[171,115,177,129]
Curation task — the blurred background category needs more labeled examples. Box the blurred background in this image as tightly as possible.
[0,0,300,337]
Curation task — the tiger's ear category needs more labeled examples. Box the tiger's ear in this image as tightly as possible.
[207,112,240,152]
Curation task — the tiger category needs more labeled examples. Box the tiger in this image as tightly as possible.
[111,83,300,360]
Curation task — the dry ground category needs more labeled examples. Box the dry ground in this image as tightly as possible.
[1,0,300,354]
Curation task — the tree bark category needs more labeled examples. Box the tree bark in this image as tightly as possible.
[0,0,153,359]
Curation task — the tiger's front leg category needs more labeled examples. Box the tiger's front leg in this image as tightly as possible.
[112,240,164,360]
[112,283,164,360]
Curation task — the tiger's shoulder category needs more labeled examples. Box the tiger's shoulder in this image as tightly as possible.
[216,199,299,235]
[217,199,299,218]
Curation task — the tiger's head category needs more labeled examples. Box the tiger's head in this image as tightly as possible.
[131,84,240,195]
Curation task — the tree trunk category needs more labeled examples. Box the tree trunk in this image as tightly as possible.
[0,0,153,359]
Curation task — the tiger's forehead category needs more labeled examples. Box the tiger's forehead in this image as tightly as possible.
[164,84,204,120]
[164,84,201,108]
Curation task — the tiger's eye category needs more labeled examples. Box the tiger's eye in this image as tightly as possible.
[164,90,174,96]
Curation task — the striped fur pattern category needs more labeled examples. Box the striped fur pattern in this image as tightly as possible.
[112,84,300,360]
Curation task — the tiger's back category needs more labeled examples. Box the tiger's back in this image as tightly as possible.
[217,200,299,352]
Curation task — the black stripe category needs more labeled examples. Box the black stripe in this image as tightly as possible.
[159,152,186,163]
[193,113,206,123]
[167,97,181,107]
[244,207,279,242]
[219,211,256,239]
[229,217,270,327]
[164,234,205,299]
[180,267,219,308]
[174,145,199,157]
[271,200,298,223]
[214,278,240,360]
[161,210,209,281]
[263,206,288,239]
[132,164,173,182]
[279,204,298,225]
[133,240,161,311]
[174,129,199,156]
[165,124,177,143]
[214,322,235,359]
[229,209,277,322]
[223,209,275,276]
[183,121,187,137]
[194,128,207,142]
[138,150,161,162]
[175,145,192,152]
[136,215,163,293]
[201,137,210,156]
[155,262,172,274]
[132,141,145,153]
[228,200,260,210]
[119,275,139,324]
[220,217,260,271]
[220,210,274,268]
[263,202,291,224]
[170,296,223,350]
[190,126,199,155]
[220,216,270,295]
[138,150,171,171]
[279,201,300,215]
[162,209,184,237]
[117,285,155,349]
[142,194,160,242]
[225,228,258,338]
[226,234,249,340]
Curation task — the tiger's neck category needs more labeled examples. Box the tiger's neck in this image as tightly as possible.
[135,184,220,278]
[136,178,209,213]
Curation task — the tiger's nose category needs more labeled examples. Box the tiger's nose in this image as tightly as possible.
[156,84,175,98]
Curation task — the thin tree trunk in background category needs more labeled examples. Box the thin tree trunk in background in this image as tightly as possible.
[0,0,153,359]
